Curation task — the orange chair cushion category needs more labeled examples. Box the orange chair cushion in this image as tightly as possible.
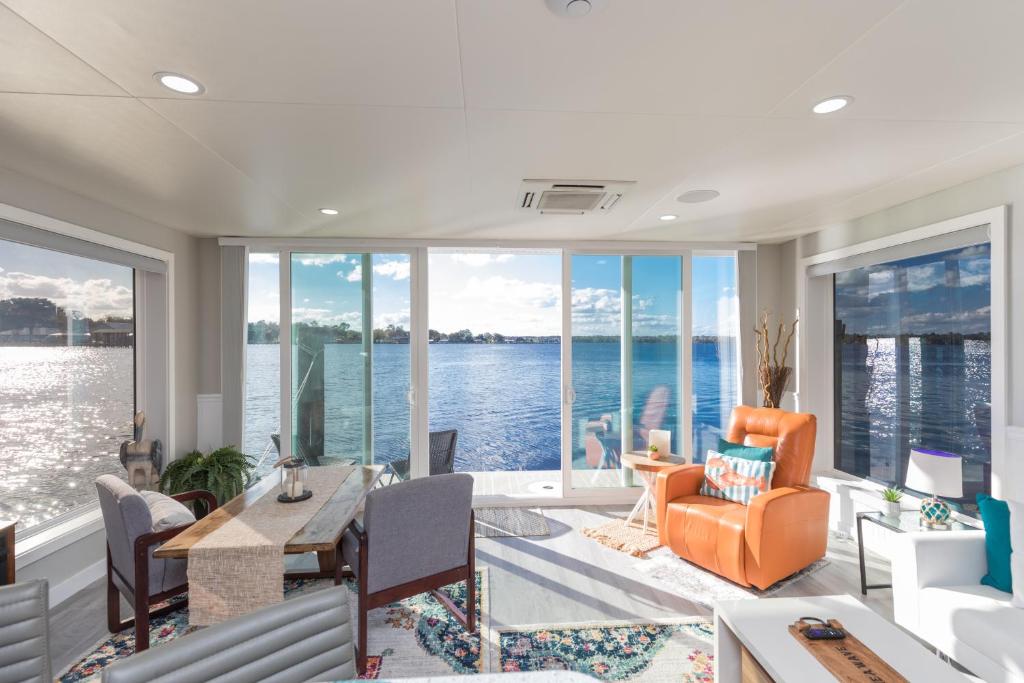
[726,406,817,488]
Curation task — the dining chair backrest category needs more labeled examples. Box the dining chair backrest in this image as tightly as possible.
[362,473,473,593]
[428,429,458,476]
[0,579,50,683]
[96,474,154,588]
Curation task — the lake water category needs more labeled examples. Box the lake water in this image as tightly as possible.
[0,347,132,529]
[242,341,738,476]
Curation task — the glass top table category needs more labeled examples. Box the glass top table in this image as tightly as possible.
[856,509,981,594]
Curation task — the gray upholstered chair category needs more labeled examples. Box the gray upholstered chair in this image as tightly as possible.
[95,474,218,652]
[0,579,51,683]
[100,584,355,683]
[342,472,475,674]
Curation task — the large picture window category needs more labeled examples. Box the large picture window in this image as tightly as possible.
[833,242,991,509]
[0,238,135,531]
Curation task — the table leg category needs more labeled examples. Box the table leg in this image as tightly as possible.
[714,610,742,683]
[626,489,648,527]
[317,550,336,575]
[857,514,868,595]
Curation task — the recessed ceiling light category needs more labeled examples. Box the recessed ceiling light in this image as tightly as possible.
[154,72,204,95]
[812,95,853,114]
[677,189,720,204]
[659,214,678,221]
[319,208,339,216]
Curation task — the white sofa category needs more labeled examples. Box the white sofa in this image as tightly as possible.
[893,531,1024,682]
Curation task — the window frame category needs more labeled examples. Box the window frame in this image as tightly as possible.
[0,202,175,543]
[798,206,1008,504]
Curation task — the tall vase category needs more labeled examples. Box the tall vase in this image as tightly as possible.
[760,366,793,409]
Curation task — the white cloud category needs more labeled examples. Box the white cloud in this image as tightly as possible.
[295,254,350,267]
[292,307,362,328]
[249,253,279,265]
[447,253,515,268]
[431,274,560,336]
[0,272,133,318]
[373,259,410,281]
[376,308,411,329]
[338,264,362,283]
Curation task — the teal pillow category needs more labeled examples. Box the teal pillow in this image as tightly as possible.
[977,493,1012,593]
[716,438,773,463]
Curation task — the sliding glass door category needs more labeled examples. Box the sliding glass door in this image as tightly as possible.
[288,253,411,473]
[568,254,683,492]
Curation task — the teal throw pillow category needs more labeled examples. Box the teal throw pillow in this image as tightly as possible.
[716,438,773,463]
[977,493,1013,593]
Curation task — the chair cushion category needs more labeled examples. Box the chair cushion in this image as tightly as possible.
[140,491,196,531]
[919,584,1024,679]
[700,452,775,505]
[663,495,747,585]
[717,438,773,462]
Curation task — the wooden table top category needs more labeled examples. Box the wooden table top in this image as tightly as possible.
[621,451,686,471]
[154,464,384,559]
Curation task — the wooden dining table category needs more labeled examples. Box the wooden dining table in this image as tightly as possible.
[154,464,384,583]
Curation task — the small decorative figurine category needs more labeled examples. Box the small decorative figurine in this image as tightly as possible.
[119,411,163,490]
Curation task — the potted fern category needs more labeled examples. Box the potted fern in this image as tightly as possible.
[881,487,903,517]
[159,446,256,516]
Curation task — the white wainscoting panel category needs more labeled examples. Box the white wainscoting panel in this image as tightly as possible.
[1005,425,1024,501]
[196,393,223,453]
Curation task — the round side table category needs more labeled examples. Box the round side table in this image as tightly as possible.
[621,451,687,534]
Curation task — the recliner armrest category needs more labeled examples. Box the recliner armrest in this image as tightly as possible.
[891,531,987,634]
[745,486,829,563]
[655,464,705,544]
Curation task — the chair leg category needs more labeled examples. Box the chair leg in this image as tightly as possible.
[467,512,476,633]
[106,564,122,633]
[357,584,368,674]
[134,600,150,652]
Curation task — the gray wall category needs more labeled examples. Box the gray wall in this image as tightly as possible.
[197,238,222,394]
[749,240,799,410]
[0,168,203,596]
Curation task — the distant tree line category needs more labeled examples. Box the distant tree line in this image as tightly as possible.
[0,297,133,346]
[248,320,734,346]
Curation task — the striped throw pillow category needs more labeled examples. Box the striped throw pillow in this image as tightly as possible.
[700,451,776,505]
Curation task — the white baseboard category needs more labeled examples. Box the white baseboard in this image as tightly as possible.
[196,393,223,453]
[49,558,105,608]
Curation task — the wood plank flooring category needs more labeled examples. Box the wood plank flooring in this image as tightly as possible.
[48,505,894,676]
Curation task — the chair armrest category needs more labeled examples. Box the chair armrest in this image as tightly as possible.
[745,486,830,565]
[171,490,219,516]
[655,464,705,543]
[891,531,987,633]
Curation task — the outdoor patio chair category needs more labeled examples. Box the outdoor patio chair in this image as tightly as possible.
[342,473,475,674]
[385,429,458,482]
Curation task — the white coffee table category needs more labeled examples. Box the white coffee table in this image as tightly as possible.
[714,594,973,682]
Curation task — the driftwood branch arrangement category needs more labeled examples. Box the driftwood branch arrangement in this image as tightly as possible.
[754,311,798,409]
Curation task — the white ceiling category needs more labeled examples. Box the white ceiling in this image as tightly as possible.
[1,0,1023,242]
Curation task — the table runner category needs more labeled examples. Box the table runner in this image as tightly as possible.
[187,465,354,626]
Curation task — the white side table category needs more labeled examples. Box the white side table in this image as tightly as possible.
[621,451,687,534]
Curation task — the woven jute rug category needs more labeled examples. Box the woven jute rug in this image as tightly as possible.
[581,519,662,557]
[188,465,354,625]
[474,507,550,538]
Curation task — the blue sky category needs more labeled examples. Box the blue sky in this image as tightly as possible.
[0,240,134,318]
[247,251,737,337]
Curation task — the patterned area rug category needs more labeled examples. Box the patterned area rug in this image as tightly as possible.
[581,519,662,557]
[495,618,714,682]
[636,546,829,607]
[59,569,488,682]
[475,507,550,538]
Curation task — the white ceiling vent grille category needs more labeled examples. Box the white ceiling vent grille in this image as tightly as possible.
[518,179,635,215]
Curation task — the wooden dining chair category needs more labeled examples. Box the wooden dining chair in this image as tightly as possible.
[96,475,218,651]
[341,473,475,674]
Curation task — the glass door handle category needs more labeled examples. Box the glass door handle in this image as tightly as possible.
[564,387,577,405]
[407,387,415,406]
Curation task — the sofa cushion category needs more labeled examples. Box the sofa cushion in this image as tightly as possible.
[664,495,747,585]
[700,452,775,505]
[140,491,196,531]
[919,584,1024,679]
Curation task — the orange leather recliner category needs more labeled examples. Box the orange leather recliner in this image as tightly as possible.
[655,406,828,590]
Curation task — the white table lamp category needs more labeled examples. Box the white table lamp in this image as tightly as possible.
[905,448,963,528]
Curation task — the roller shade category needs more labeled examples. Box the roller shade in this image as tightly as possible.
[807,225,989,278]
[0,218,167,274]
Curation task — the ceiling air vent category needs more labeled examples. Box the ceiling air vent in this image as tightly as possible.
[518,179,635,215]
